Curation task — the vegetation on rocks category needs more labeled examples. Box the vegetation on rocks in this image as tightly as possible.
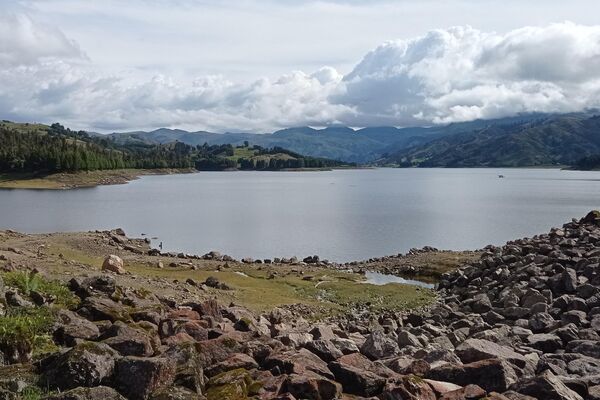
[2,271,78,308]
[0,307,54,363]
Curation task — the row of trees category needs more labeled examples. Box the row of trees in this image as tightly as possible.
[0,122,348,174]
[0,124,196,173]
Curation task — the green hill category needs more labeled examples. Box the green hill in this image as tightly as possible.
[379,114,600,167]
[0,121,348,174]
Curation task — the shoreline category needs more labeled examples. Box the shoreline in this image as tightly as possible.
[1,211,599,399]
[1,164,588,190]
[0,166,370,190]
[0,168,196,190]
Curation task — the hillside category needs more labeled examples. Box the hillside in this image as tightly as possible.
[0,121,348,176]
[379,114,600,167]
[104,113,570,164]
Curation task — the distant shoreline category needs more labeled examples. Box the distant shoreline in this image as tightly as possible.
[0,166,371,190]
[1,164,591,190]
[0,169,195,190]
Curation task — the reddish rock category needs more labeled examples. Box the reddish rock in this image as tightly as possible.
[328,353,396,397]
[205,353,259,378]
[380,375,437,400]
[102,255,125,275]
[264,348,333,379]
[167,309,201,320]
[282,372,342,400]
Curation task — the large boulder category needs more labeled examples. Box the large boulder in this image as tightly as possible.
[204,353,258,378]
[204,368,258,400]
[102,255,126,275]
[102,321,158,357]
[43,342,119,390]
[114,356,176,400]
[69,276,116,299]
[328,353,396,397]
[164,343,205,394]
[195,335,245,369]
[360,330,400,360]
[380,375,437,400]
[455,339,528,370]
[304,340,344,362]
[526,333,563,353]
[282,372,342,400]
[511,370,583,400]
[427,358,517,393]
[263,348,333,380]
[53,309,100,346]
[78,296,130,322]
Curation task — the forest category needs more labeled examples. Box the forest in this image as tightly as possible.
[0,122,347,173]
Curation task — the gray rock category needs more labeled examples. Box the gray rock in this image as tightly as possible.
[561,310,588,327]
[4,290,33,308]
[427,358,517,392]
[360,330,399,360]
[43,342,119,391]
[330,338,360,355]
[522,289,548,308]
[102,321,157,357]
[511,369,583,400]
[397,330,421,348]
[456,338,527,369]
[527,333,563,353]
[114,357,176,400]
[567,340,600,358]
[305,340,344,362]
[529,312,559,333]
[53,309,100,346]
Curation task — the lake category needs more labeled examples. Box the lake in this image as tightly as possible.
[0,168,599,262]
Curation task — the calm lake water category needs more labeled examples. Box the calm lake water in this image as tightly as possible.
[1,168,599,262]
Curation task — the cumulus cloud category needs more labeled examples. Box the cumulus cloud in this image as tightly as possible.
[0,13,84,66]
[336,23,600,125]
[1,14,600,132]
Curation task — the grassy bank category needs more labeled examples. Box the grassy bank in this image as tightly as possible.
[0,168,195,190]
[1,231,436,320]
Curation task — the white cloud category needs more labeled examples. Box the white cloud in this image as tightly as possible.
[1,11,600,132]
[0,13,84,66]
[335,23,600,125]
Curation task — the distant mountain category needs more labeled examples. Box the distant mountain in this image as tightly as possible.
[105,120,513,164]
[379,113,600,167]
[103,112,600,166]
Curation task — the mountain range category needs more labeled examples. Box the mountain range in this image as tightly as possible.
[102,112,600,167]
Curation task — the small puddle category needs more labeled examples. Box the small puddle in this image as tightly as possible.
[363,271,435,289]
[234,271,249,277]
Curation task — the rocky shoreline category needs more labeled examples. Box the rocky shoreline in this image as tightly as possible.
[1,212,600,399]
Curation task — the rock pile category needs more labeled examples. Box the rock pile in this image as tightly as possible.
[2,211,600,399]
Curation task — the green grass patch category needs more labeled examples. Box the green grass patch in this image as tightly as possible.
[317,281,435,313]
[127,262,435,318]
[2,271,79,308]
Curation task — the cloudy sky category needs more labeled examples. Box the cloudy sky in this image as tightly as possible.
[2,0,600,132]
